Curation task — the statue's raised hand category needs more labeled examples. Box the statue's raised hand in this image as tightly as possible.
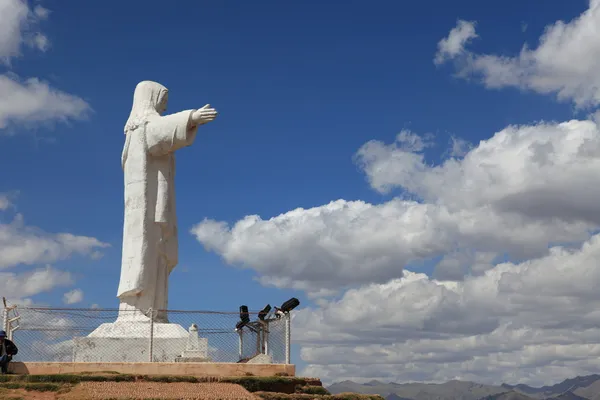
[191,104,218,126]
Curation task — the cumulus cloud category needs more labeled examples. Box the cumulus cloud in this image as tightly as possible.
[434,1,600,108]
[448,136,472,158]
[0,0,49,64]
[0,0,90,131]
[26,339,73,362]
[194,198,592,293]
[192,119,600,384]
[62,289,83,305]
[0,189,109,318]
[0,266,73,299]
[190,0,600,386]
[0,75,90,130]
[295,233,600,386]
[13,307,90,360]
[356,122,600,224]
[434,20,477,65]
[0,193,12,211]
[192,120,599,292]
[0,212,110,269]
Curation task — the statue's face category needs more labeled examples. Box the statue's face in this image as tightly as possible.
[157,90,168,115]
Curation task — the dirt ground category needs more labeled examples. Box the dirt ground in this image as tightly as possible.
[0,387,57,400]
[58,382,259,400]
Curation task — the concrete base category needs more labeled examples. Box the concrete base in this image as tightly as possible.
[175,357,211,363]
[9,362,295,377]
[247,354,274,364]
[73,321,207,362]
[86,321,189,338]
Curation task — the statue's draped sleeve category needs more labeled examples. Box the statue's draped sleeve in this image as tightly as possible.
[145,110,198,156]
[145,109,198,228]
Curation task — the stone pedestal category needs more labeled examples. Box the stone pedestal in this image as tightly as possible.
[73,321,190,363]
[174,324,211,363]
[247,353,273,364]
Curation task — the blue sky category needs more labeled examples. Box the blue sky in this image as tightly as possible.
[3,0,600,386]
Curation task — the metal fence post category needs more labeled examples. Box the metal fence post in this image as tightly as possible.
[148,308,154,362]
[284,312,291,364]
[256,326,261,356]
[238,330,243,361]
[2,304,8,334]
[263,320,269,356]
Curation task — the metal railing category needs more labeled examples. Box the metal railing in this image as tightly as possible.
[2,303,292,364]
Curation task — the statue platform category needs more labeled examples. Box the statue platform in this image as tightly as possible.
[73,321,209,363]
[8,362,295,377]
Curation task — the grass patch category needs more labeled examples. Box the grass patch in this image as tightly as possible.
[222,376,310,392]
[143,375,200,383]
[0,382,62,391]
[76,370,121,375]
[0,374,323,394]
[0,373,139,383]
[6,374,315,391]
[296,385,330,395]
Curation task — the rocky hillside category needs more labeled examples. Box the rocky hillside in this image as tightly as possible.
[327,374,600,400]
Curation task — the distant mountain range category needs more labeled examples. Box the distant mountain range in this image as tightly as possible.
[326,374,600,400]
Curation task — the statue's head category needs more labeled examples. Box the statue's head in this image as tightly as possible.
[124,80,169,133]
[132,80,169,115]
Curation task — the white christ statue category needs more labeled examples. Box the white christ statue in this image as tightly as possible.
[117,80,217,323]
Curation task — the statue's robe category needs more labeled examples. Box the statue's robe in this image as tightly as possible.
[118,110,198,321]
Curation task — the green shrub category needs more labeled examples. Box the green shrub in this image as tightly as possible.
[295,385,330,395]
[0,382,61,392]
[144,375,199,383]
[234,376,314,393]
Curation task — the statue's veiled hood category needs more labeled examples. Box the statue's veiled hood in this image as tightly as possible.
[124,81,168,133]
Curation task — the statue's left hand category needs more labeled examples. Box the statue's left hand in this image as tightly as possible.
[191,104,218,126]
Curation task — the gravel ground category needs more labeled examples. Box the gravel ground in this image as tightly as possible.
[59,382,259,400]
[0,388,56,400]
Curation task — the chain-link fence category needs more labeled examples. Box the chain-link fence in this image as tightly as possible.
[2,305,291,364]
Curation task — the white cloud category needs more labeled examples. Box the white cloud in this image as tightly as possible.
[32,5,50,20]
[448,136,472,158]
[194,198,591,293]
[0,75,90,130]
[0,193,107,329]
[295,233,600,386]
[62,288,83,305]
[0,266,72,299]
[0,0,90,132]
[0,193,12,210]
[14,307,82,358]
[0,212,110,269]
[193,120,599,292]
[190,1,600,386]
[356,121,600,224]
[435,1,600,108]
[27,338,73,362]
[0,0,48,64]
[434,20,477,65]
[192,118,600,384]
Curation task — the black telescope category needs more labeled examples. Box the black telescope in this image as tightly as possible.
[258,304,272,321]
[239,305,250,324]
[279,297,300,313]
